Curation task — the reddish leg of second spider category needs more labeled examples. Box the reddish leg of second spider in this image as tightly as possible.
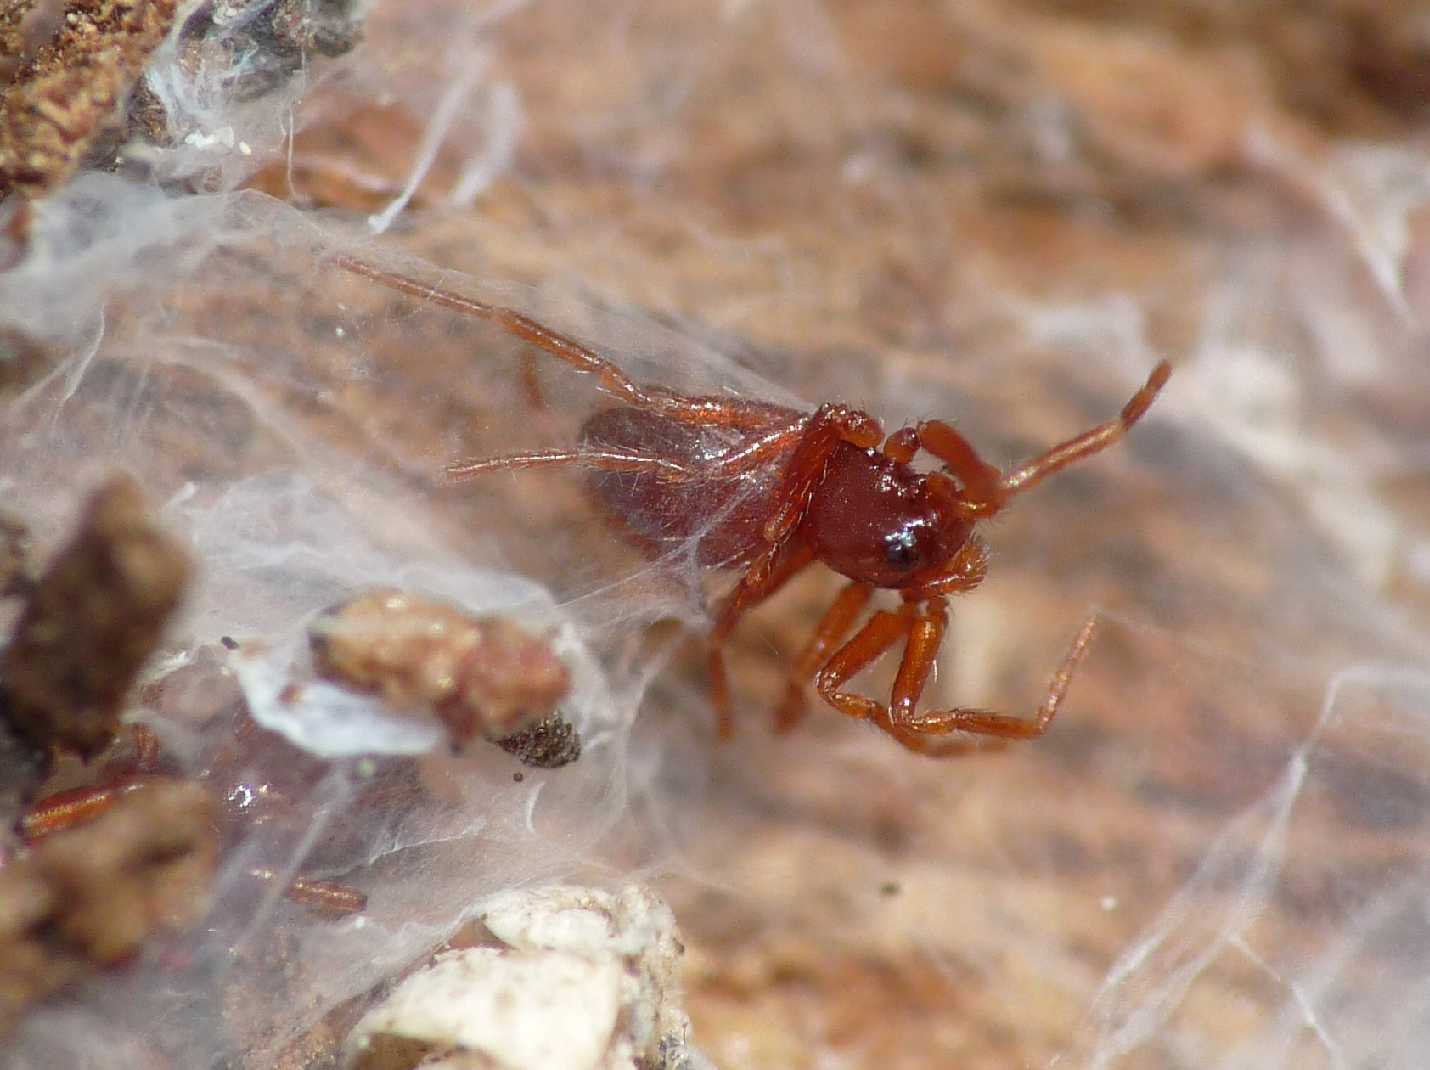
[18,723,168,841]
[18,723,368,916]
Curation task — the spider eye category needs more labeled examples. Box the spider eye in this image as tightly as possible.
[883,529,920,569]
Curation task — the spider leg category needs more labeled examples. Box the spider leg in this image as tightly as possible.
[703,402,891,734]
[759,403,884,547]
[860,599,1002,758]
[448,412,817,483]
[466,404,877,569]
[446,447,699,481]
[999,361,1171,500]
[814,607,920,721]
[19,773,161,841]
[876,614,1099,757]
[22,775,369,916]
[810,545,983,731]
[911,421,1005,513]
[774,580,873,732]
[335,255,799,431]
[915,361,1171,516]
[250,868,368,916]
[707,539,816,738]
[19,723,169,839]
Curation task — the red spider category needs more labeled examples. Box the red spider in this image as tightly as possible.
[338,255,1170,757]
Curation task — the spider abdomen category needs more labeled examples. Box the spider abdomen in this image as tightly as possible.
[579,406,797,568]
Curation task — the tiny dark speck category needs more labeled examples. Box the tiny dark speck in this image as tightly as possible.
[879,881,902,897]
[220,635,238,650]
[512,772,525,783]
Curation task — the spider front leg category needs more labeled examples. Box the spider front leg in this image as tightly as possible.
[336,255,799,431]
[758,404,883,549]
[915,360,1172,518]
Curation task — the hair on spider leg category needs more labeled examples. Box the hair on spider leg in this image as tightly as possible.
[334,253,1171,758]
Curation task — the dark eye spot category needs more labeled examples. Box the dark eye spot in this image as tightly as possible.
[883,529,919,569]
